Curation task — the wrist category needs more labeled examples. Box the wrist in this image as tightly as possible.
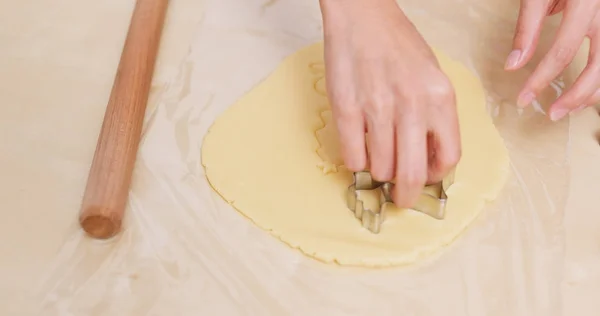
[319,0,404,33]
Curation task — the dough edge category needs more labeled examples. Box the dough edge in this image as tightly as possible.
[201,42,510,268]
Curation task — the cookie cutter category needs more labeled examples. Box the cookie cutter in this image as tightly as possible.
[346,170,455,234]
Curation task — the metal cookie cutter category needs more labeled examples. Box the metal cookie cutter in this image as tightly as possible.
[346,171,455,234]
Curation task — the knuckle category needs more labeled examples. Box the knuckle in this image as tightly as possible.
[334,102,361,121]
[398,169,427,188]
[551,46,576,67]
[363,95,395,121]
[427,76,456,105]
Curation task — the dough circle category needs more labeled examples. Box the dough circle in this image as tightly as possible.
[201,42,509,267]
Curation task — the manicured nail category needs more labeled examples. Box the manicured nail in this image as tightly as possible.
[550,107,569,121]
[505,49,522,69]
[517,91,535,108]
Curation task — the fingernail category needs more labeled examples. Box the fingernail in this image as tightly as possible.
[517,91,535,108]
[550,107,569,121]
[505,49,522,69]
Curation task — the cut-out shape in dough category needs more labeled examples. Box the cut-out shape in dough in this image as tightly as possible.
[201,42,509,267]
[315,110,344,174]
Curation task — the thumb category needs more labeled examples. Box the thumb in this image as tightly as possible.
[505,0,548,70]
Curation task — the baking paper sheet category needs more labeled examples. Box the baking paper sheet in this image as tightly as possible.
[1,0,593,315]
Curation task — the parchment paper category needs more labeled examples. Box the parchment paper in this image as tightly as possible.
[0,0,597,315]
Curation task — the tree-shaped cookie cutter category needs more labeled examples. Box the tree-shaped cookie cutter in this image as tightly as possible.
[346,171,455,234]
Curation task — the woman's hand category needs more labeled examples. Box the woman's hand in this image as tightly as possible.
[319,0,460,208]
[506,0,600,120]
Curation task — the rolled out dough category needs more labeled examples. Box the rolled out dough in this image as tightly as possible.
[201,42,509,267]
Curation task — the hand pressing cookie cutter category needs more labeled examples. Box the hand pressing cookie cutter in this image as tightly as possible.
[346,171,455,234]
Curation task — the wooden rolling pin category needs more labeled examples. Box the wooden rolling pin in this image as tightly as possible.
[79,0,169,239]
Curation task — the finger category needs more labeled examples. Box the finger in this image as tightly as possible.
[570,103,590,115]
[366,115,395,182]
[393,107,427,208]
[547,0,566,15]
[423,77,460,184]
[517,4,595,107]
[505,0,548,70]
[584,88,600,106]
[549,32,600,121]
[426,115,461,184]
[333,105,367,171]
